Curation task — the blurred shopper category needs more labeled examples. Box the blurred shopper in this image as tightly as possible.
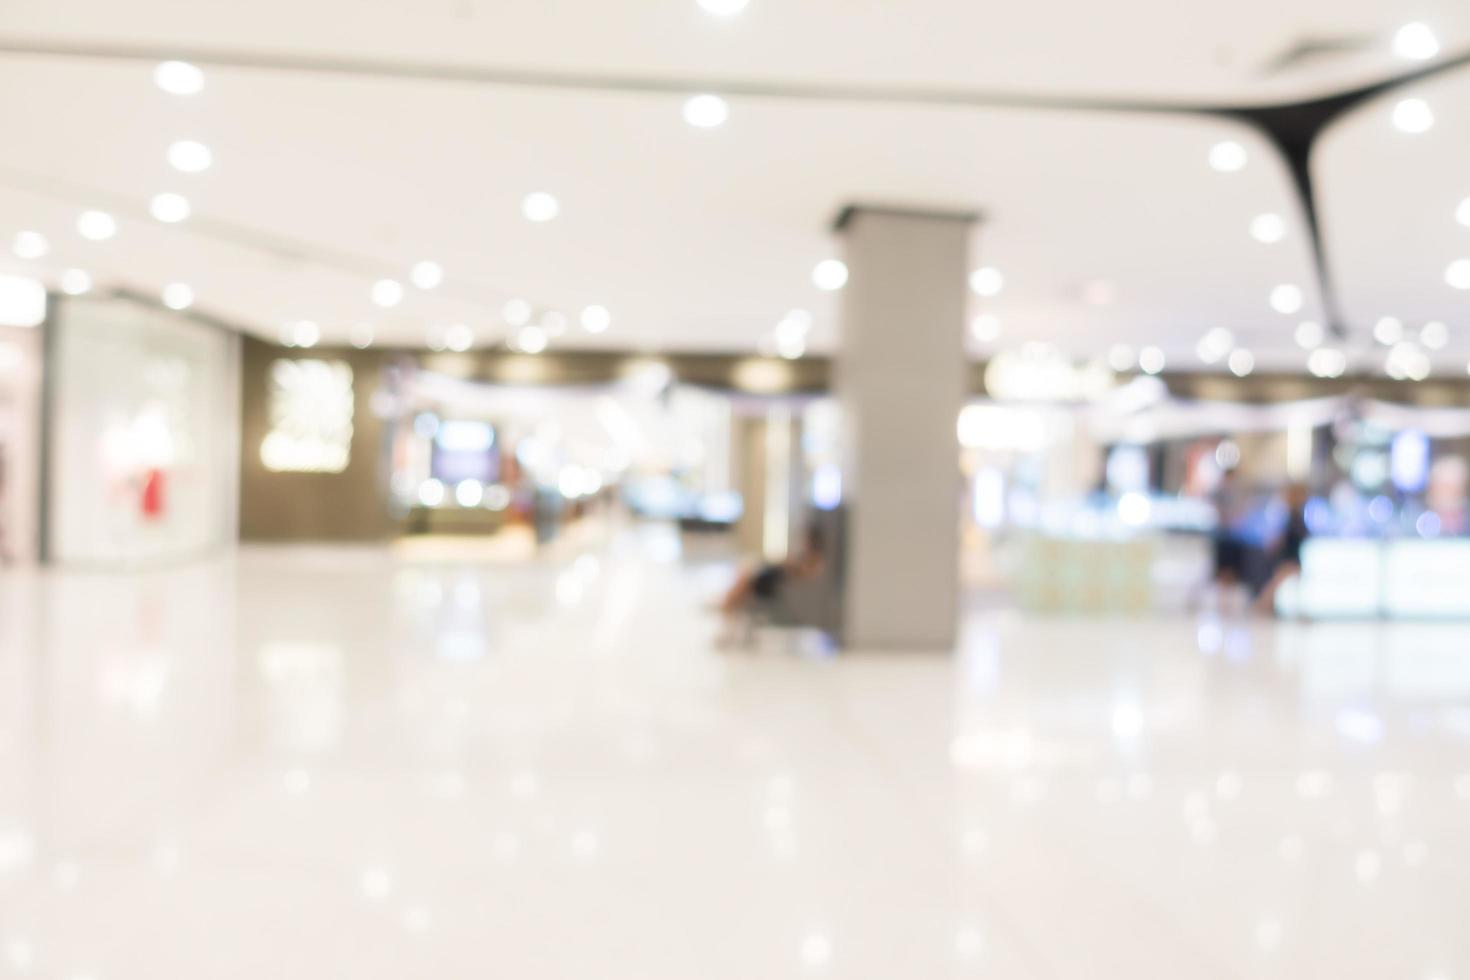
[717,526,826,647]
[532,487,560,545]
[1191,469,1248,614]
[1256,483,1311,614]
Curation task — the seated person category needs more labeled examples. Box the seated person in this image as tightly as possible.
[717,526,826,644]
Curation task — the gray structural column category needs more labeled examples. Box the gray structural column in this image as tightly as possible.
[834,205,975,651]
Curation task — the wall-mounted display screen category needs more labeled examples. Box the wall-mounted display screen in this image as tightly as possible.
[431,419,498,487]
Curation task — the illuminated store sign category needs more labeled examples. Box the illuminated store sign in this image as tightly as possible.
[260,359,354,473]
[983,346,1115,403]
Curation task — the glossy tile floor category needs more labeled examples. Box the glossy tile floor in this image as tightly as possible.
[2,523,1468,979]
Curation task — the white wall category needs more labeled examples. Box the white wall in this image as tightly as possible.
[47,296,240,565]
[0,324,42,564]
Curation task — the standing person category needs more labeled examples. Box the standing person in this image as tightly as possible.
[1256,483,1311,614]
[1192,468,1248,614]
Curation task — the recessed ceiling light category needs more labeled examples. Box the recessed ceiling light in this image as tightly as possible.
[1250,213,1286,244]
[522,192,560,222]
[0,275,46,329]
[1392,98,1435,134]
[350,324,374,349]
[775,312,810,347]
[812,259,849,291]
[970,313,1001,342]
[1209,327,1235,348]
[697,0,749,16]
[1269,284,1304,315]
[503,298,532,326]
[580,304,611,333]
[1107,343,1135,372]
[1374,316,1405,345]
[162,282,194,310]
[1393,22,1440,61]
[168,140,213,173]
[1309,348,1347,379]
[411,261,443,290]
[1208,141,1248,173]
[76,210,117,241]
[371,279,404,308]
[1294,320,1324,349]
[150,192,191,223]
[1139,346,1166,375]
[1197,327,1234,364]
[154,61,205,95]
[60,268,92,296]
[516,325,548,354]
[968,266,1004,297]
[683,94,730,128]
[1386,342,1431,381]
[12,231,48,259]
[775,331,806,360]
[445,323,474,352]
[1446,259,1470,290]
[1228,348,1255,377]
[1420,320,1449,349]
[293,320,321,348]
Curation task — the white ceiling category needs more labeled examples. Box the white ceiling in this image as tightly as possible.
[3,0,1464,102]
[0,0,1467,374]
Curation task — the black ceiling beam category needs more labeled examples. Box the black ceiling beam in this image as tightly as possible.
[1210,49,1470,339]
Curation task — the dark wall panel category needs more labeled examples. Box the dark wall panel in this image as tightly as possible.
[239,338,394,542]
